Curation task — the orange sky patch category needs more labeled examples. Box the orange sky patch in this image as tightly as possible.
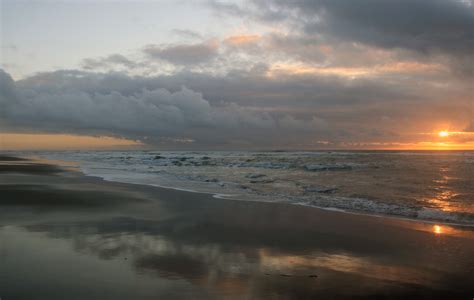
[377,61,445,73]
[349,141,474,150]
[394,141,474,150]
[0,133,143,150]
[267,61,445,78]
[224,34,261,45]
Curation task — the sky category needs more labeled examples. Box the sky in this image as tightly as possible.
[1,0,473,150]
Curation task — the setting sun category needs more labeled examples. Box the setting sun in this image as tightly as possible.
[438,131,450,137]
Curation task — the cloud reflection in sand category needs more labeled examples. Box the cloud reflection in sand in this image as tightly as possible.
[18,217,442,294]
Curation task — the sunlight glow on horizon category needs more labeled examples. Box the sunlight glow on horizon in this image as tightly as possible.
[0,133,143,150]
[2,129,474,151]
[439,131,450,137]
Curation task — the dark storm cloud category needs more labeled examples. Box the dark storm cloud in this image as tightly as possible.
[2,61,471,147]
[211,0,474,74]
[0,69,333,147]
[0,69,19,118]
[143,42,218,65]
[14,66,425,109]
[255,0,474,54]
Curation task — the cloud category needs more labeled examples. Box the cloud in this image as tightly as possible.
[465,120,474,132]
[171,29,203,40]
[143,41,219,65]
[2,60,472,147]
[211,0,474,75]
[0,69,19,118]
[3,1,472,148]
[81,54,138,70]
[207,0,245,16]
[299,0,474,57]
[249,0,474,54]
[0,69,330,147]
[224,34,261,46]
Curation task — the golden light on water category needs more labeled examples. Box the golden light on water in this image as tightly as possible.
[438,131,449,137]
[433,225,443,234]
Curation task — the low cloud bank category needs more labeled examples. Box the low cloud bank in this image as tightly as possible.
[0,69,328,147]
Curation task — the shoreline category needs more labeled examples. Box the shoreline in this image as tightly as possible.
[6,153,474,231]
[3,154,474,236]
[2,155,474,299]
[31,153,474,228]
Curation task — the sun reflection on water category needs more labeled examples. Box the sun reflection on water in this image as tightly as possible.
[433,225,443,234]
[426,166,459,212]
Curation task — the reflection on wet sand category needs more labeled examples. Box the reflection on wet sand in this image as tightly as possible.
[8,213,470,299]
[433,225,443,235]
[21,220,436,284]
[258,250,436,286]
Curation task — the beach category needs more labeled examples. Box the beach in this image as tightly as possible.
[1,155,474,299]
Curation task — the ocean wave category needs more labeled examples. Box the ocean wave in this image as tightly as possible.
[34,150,474,225]
[293,196,474,225]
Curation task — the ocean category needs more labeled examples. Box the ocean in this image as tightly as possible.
[26,150,474,225]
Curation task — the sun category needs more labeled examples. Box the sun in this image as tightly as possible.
[439,131,449,137]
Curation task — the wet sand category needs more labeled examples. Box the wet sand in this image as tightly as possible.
[1,156,473,299]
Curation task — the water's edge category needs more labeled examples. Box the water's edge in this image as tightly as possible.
[17,150,474,226]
